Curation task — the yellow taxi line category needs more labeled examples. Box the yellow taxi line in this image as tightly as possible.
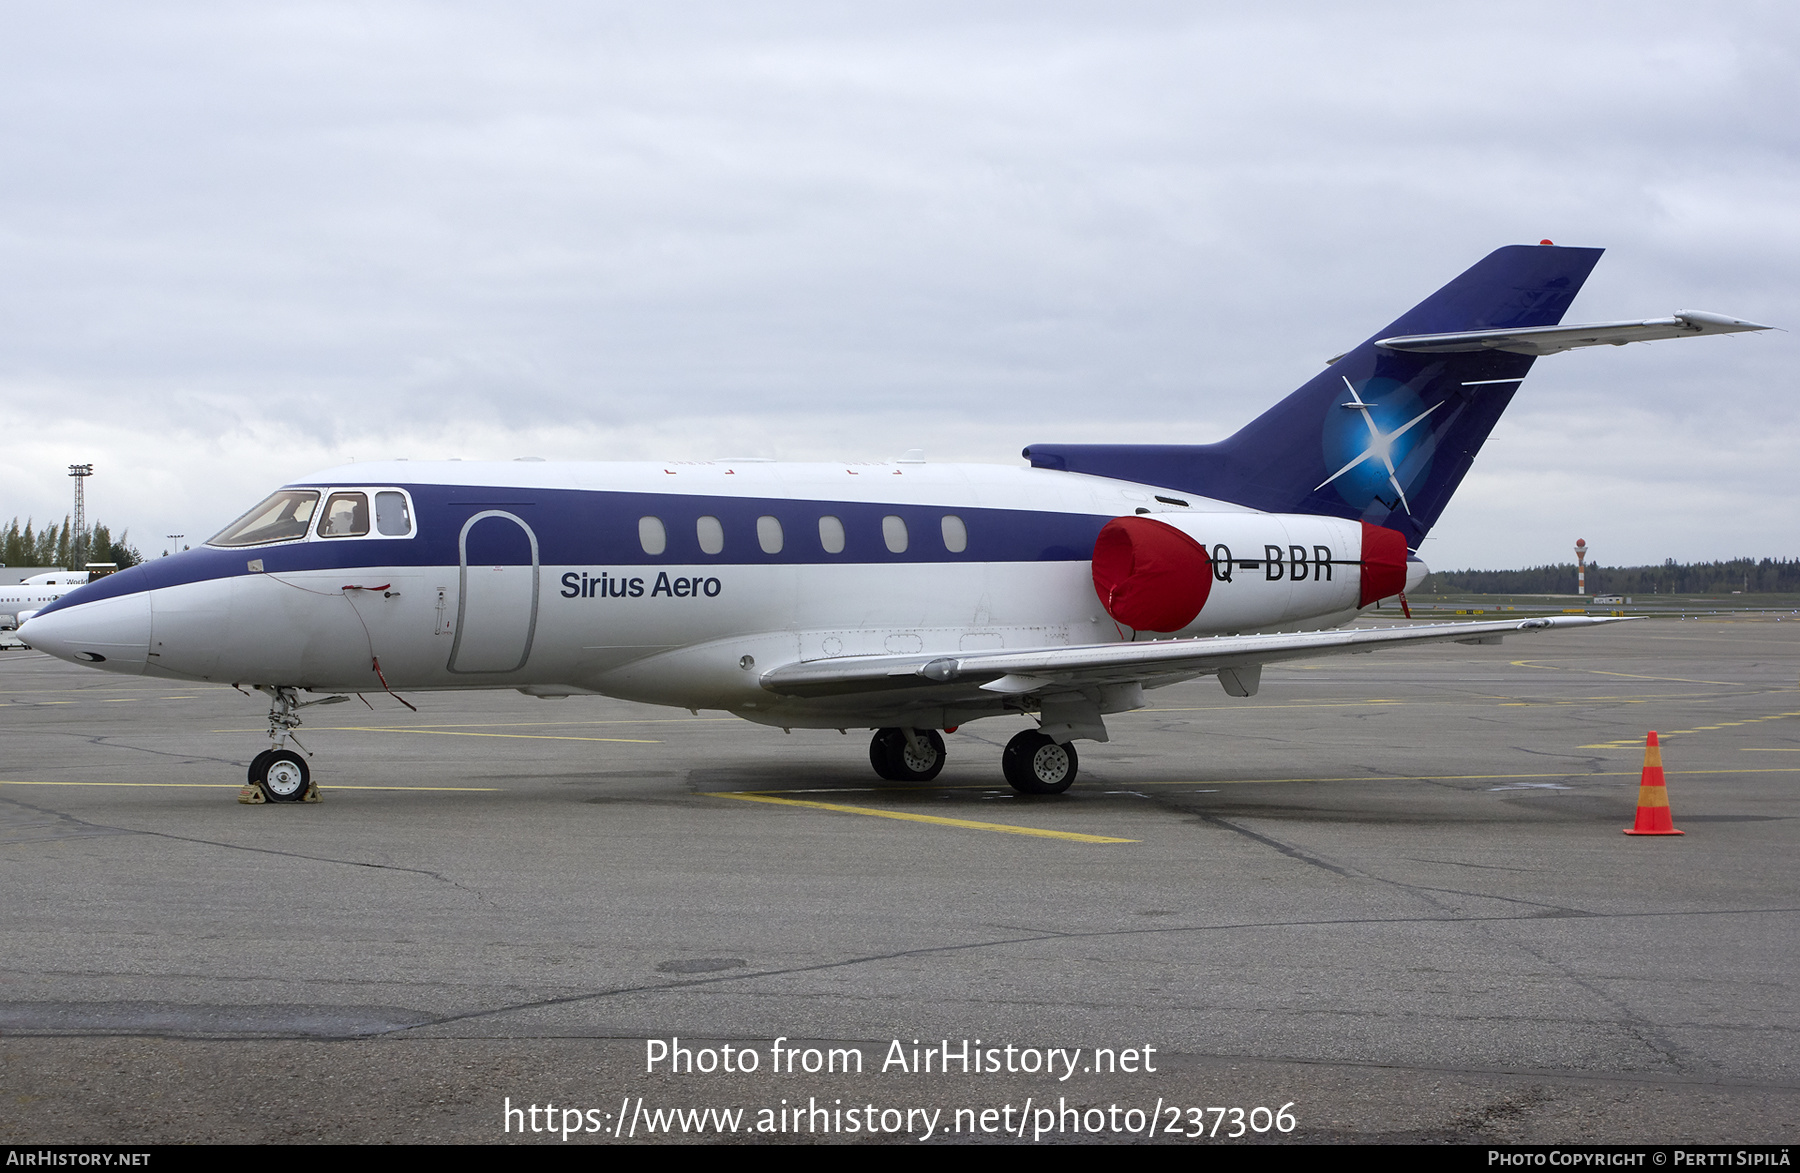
[849,767,1800,788]
[1124,767,1800,784]
[1579,709,1800,748]
[1509,660,1745,687]
[0,780,500,791]
[232,727,664,744]
[208,719,726,732]
[709,792,1137,843]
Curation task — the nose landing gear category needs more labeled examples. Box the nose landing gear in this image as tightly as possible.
[238,686,345,804]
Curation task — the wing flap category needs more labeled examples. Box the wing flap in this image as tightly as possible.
[759,616,1631,699]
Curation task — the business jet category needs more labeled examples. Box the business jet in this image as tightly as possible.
[19,244,1770,802]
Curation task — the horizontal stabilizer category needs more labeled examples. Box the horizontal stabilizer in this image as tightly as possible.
[1376,310,1772,356]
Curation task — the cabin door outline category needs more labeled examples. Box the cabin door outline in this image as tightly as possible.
[447,510,540,673]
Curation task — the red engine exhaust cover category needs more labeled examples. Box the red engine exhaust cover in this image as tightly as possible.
[1091,515,1213,632]
[1359,521,1408,607]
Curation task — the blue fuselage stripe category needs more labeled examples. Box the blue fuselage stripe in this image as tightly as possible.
[39,484,1113,616]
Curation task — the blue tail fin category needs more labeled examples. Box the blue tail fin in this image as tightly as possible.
[1024,244,1605,548]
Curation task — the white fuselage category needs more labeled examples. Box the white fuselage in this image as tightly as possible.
[21,459,1422,730]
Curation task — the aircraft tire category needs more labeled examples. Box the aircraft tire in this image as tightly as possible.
[1003,730,1078,795]
[870,728,945,783]
[256,750,311,803]
[869,729,902,780]
[246,750,275,787]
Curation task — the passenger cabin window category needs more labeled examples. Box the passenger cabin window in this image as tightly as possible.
[639,516,667,555]
[882,515,908,553]
[317,492,371,538]
[818,515,845,554]
[696,515,724,555]
[375,491,412,536]
[757,515,783,554]
[941,514,967,553]
[208,490,321,547]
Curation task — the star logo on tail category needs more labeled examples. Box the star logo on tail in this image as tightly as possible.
[1315,376,1441,515]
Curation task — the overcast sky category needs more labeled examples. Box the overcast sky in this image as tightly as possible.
[1,2,1793,571]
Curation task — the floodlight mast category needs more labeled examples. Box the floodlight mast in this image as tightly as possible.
[68,464,93,562]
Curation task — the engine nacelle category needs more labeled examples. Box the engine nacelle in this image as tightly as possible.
[1091,513,1413,635]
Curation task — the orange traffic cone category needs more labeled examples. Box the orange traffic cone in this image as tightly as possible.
[1624,731,1683,836]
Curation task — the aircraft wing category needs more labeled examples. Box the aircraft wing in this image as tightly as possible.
[759,615,1630,700]
[1375,310,1772,357]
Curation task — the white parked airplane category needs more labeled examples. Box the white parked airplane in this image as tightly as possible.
[20,244,1770,801]
[21,570,92,586]
[1,571,90,630]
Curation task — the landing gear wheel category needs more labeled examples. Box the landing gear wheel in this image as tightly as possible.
[1003,730,1078,795]
[868,728,946,783]
[869,728,899,780]
[246,750,275,787]
[255,750,311,803]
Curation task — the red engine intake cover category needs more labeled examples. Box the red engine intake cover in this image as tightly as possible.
[1359,521,1409,606]
[1091,515,1213,632]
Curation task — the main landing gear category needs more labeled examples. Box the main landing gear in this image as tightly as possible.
[1002,730,1079,795]
[869,727,946,782]
[866,726,1080,795]
[239,686,345,804]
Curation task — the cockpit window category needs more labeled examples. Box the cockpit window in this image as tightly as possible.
[374,491,412,536]
[208,490,321,548]
[317,492,371,538]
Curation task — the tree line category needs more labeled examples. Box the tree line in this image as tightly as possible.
[1421,558,1800,595]
[8,518,1795,596]
[1,517,143,570]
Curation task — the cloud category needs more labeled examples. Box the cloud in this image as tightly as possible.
[1,3,1793,566]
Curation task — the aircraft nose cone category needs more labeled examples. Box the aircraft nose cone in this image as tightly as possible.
[19,591,152,675]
